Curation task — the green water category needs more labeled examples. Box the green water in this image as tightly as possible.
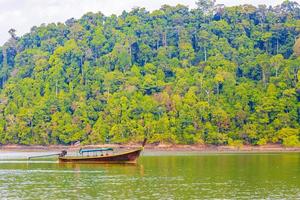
[0,152,299,199]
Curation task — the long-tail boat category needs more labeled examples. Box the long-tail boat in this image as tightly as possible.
[28,139,147,164]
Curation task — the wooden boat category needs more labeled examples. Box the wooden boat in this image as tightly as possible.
[58,148,143,164]
[58,139,147,164]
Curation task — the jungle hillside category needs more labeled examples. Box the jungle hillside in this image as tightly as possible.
[0,1,299,146]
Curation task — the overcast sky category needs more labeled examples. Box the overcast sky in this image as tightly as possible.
[0,0,297,45]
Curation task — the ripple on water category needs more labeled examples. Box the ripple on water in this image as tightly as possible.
[0,153,299,199]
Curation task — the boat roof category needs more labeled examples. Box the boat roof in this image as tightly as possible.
[79,148,113,154]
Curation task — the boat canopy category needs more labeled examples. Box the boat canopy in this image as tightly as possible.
[79,148,113,154]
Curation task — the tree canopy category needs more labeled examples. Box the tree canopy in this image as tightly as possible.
[0,1,299,146]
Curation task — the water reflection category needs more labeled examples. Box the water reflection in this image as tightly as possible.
[0,152,299,199]
[58,162,144,176]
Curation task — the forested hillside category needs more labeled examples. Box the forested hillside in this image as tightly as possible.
[0,0,299,146]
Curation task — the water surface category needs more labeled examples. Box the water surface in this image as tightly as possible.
[0,151,299,199]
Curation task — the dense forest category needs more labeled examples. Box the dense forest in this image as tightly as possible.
[0,0,299,146]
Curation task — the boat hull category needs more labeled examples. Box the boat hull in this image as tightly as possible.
[58,148,143,164]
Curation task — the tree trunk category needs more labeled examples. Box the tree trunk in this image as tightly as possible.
[81,58,85,85]
[262,71,266,88]
[129,44,132,66]
[276,38,279,54]
[163,32,167,47]
[55,80,58,96]
[204,46,207,62]
[205,90,210,106]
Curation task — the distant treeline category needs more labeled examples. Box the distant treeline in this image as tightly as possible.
[0,0,299,146]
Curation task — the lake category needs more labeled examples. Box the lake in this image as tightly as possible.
[0,151,299,199]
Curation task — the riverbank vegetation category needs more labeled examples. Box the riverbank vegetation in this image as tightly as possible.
[0,1,299,146]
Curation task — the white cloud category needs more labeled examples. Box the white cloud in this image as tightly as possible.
[0,0,298,45]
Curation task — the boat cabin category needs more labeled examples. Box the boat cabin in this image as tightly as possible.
[79,148,114,156]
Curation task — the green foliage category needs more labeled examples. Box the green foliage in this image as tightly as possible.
[0,2,299,145]
[257,138,268,146]
[228,138,243,148]
[206,132,228,145]
[283,135,300,147]
[274,128,299,145]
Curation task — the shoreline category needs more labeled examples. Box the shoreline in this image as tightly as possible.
[0,144,299,153]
